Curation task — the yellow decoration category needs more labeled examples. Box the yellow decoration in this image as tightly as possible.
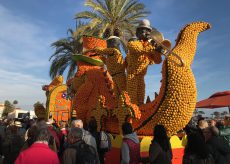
[140,136,152,153]
[46,85,71,122]
[111,135,123,148]
[170,135,185,149]
[48,75,63,91]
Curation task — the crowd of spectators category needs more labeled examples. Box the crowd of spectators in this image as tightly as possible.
[0,115,230,164]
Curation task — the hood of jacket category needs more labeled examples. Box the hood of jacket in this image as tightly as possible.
[123,132,139,144]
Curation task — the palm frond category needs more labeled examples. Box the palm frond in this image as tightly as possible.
[75,0,149,41]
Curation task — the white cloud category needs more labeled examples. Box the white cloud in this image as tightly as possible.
[0,4,57,108]
[0,4,57,71]
[0,69,48,109]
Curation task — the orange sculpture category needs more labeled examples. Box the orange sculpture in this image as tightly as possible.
[69,22,211,136]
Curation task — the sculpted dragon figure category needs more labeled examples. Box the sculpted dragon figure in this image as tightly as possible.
[70,22,211,136]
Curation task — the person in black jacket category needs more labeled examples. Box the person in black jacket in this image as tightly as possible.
[149,125,172,164]
[183,131,214,164]
[203,126,230,164]
[61,127,100,164]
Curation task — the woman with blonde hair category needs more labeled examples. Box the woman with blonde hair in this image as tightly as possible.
[198,120,209,130]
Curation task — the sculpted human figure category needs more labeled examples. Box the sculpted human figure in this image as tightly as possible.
[70,36,117,122]
[95,35,126,99]
[126,19,163,105]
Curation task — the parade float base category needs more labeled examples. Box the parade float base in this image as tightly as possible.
[104,134,187,164]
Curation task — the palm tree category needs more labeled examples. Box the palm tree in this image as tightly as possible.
[49,30,78,80]
[221,111,228,118]
[49,21,91,80]
[198,110,205,116]
[2,100,14,117]
[213,111,221,119]
[193,109,199,117]
[49,0,149,79]
[75,0,150,41]
[13,100,18,105]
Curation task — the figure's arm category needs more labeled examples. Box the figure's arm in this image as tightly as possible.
[148,51,162,64]
[95,48,120,56]
[128,41,162,64]
[149,39,171,64]
[127,41,152,54]
[95,48,124,64]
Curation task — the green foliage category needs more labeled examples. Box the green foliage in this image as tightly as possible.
[33,101,44,108]
[49,0,149,80]
[213,111,221,118]
[198,110,205,115]
[49,22,94,80]
[221,111,228,116]
[75,0,150,41]
[13,100,18,105]
[2,100,15,117]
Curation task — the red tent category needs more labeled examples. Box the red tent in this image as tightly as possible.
[196,90,230,112]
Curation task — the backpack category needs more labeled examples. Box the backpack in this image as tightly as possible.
[99,131,112,151]
[72,140,97,164]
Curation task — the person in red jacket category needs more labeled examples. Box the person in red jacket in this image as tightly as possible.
[15,127,59,164]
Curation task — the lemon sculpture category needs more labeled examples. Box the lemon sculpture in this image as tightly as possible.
[70,22,211,136]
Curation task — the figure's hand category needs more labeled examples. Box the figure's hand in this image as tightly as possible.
[150,39,158,47]
[152,39,171,55]
[93,47,103,54]
[156,46,165,54]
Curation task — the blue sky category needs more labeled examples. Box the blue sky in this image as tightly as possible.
[0,0,229,115]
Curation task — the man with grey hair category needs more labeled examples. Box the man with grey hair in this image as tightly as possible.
[62,127,99,164]
[71,119,97,152]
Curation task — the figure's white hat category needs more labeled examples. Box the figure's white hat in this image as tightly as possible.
[137,19,152,31]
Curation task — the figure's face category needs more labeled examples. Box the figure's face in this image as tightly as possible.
[136,27,151,41]
[107,38,120,49]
